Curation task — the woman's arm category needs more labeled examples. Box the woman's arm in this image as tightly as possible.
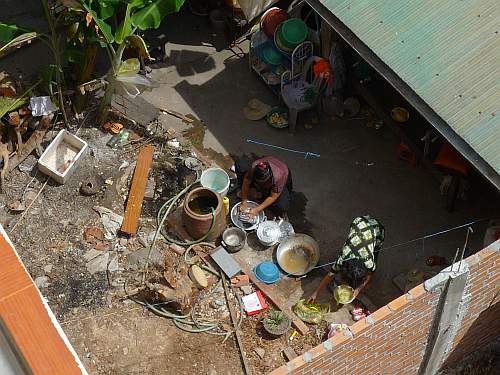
[250,191,279,215]
[241,173,251,210]
[353,272,373,298]
[308,272,335,303]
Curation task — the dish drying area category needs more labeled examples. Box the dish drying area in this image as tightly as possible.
[0,1,499,375]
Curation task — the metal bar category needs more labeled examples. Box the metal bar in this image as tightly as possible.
[306,0,500,191]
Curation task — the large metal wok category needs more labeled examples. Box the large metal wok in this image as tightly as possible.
[276,234,320,276]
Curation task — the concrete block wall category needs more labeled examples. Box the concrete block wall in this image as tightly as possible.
[270,240,500,375]
[442,241,500,366]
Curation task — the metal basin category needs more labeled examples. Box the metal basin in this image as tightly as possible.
[221,227,247,253]
[230,201,265,231]
[276,234,320,276]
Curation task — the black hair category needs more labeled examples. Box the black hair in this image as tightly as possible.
[340,258,368,289]
[253,161,272,183]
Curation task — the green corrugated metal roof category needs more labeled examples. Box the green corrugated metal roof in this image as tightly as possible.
[313,0,500,182]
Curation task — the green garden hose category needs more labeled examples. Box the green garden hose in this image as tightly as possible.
[136,170,245,336]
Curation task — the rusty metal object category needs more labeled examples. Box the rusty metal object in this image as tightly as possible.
[80,176,102,196]
[182,187,226,241]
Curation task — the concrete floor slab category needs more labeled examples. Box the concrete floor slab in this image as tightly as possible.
[138,9,500,308]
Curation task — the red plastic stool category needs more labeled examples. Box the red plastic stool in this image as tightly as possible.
[397,142,417,166]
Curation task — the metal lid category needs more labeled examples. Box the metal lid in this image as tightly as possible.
[257,221,281,245]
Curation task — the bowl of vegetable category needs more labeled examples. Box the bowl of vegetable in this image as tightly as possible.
[266,107,289,128]
[333,285,355,304]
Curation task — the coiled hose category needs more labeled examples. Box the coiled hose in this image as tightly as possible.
[143,174,216,283]
[137,175,243,335]
[130,244,244,336]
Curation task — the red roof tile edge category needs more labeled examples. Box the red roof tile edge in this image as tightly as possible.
[0,225,88,375]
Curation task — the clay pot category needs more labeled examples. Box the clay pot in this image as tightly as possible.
[182,187,226,241]
[262,312,292,337]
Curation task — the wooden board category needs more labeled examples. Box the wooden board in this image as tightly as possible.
[121,145,154,235]
[233,256,310,335]
[222,276,252,375]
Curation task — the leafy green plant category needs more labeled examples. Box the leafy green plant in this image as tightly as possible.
[1,0,185,123]
[61,0,186,123]
[267,311,286,326]
[0,1,70,123]
[262,311,291,336]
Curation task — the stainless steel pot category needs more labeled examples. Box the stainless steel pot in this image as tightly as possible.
[276,234,320,276]
[257,220,281,247]
[221,227,247,253]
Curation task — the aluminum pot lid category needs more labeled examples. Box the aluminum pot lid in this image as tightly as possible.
[257,221,281,244]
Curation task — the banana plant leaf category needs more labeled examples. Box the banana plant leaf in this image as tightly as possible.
[131,0,185,30]
[81,3,115,44]
[0,97,29,119]
[0,23,27,43]
[0,23,39,57]
[127,34,152,60]
[117,58,140,76]
[99,0,123,20]
[115,3,133,44]
[0,32,39,56]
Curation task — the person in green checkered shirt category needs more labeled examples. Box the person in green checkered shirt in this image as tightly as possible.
[309,216,385,302]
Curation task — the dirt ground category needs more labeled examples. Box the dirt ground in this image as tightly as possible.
[0,113,327,375]
[2,5,499,375]
[438,339,500,375]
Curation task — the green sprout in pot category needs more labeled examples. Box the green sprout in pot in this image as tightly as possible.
[262,311,292,337]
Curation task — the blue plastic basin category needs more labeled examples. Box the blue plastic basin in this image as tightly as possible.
[254,262,280,284]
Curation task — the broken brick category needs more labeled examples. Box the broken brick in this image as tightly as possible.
[84,227,105,242]
[231,274,250,287]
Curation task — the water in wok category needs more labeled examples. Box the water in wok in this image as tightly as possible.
[276,234,320,276]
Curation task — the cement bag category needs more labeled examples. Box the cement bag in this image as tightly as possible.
[293,299,330,324]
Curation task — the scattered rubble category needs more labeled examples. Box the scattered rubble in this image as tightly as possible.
[254,347,266,359]
[93,206,123,239]
[35,276,50,289]
[240,285,253,295]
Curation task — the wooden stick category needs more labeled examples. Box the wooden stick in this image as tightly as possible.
[221,275,252,375]
[160,108,195,124]
[234,256,309,335]
[120,145,154,235]
[10,177,49,234]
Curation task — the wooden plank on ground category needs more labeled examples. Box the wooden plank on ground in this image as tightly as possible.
[121,145,154,235]
[234,257,310,335]
[222,275,252,375]
[283,346,298,361]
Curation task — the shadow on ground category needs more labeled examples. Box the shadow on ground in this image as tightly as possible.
[141,9,500,310]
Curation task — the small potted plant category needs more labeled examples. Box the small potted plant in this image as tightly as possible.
[262,311,292,337]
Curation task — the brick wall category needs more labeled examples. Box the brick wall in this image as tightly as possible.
[442,243,500,366]
[270,240,500,375]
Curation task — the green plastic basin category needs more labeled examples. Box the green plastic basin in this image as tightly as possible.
[262,45,282,66]
[279,18,308,49]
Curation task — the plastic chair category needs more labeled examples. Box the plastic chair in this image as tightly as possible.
[281,55,327,133]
